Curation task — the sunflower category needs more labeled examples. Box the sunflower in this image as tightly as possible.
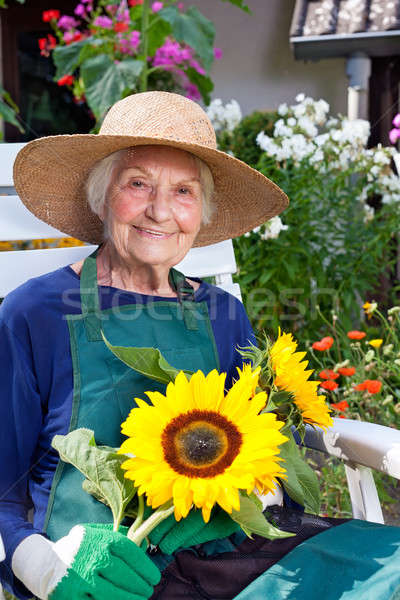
[119,368,287,522]
[270,330,333,430]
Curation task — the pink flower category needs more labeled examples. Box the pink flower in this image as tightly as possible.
[63,31,75,43]
[116,9,130,23]
[106,4,118,14]
[130,30,140,50]
[185,82,201,101]
[389,128,400,145]
[74,4,86,16]
[189,58,206,75]
[151,1,163,12]
[214,47,223,60]
[93,15,113,28]
[392,113,400,128]
[58,15,79,30]
[177,2,184,9]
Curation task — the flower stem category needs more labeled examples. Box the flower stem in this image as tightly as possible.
[129,494,145,534]
[127,500,174,546]
[139,0,150,92]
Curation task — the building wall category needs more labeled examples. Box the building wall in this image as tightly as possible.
[185,0,348,117]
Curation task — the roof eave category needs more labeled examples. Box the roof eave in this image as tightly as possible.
[291,30,400,60]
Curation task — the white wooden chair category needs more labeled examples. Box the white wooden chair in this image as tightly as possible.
[0,142,399,536]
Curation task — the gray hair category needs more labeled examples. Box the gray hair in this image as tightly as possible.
[86,146,215,226]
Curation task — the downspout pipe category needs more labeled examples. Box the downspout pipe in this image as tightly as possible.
[346,52,371,120]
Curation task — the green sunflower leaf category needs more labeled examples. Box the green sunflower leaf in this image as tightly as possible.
[230,494,294,540]
[279,432,321,514]
[52,428,137,530]
[102,331,193,384]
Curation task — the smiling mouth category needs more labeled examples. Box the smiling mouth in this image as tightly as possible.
[132,226,174,239]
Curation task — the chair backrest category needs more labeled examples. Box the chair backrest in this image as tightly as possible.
[0,143,241,300]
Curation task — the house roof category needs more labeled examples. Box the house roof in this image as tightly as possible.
[290,0,400,59]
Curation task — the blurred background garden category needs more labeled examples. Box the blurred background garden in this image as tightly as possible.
[0,0,399,521]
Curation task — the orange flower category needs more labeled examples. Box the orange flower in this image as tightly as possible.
[338,366,356,376]
[312,336,334,351]
[354,379,382,394]
[331,400,348,412]
[319,369,339,380]
[320,380,338,391]
[347,330,366,340]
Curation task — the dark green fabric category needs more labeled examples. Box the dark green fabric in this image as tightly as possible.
[45,248,219,541]
[148,507,240,555]
[49,523,160,600]
[235,519,400,600]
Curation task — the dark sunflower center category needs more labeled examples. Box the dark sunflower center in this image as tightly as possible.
[162,409,242,478]
[177,424,225,466]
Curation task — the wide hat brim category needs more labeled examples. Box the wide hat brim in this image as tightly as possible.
[13,133,288,247]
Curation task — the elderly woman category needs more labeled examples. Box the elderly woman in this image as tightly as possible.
[1,92,399,600]
[0,91,290,600]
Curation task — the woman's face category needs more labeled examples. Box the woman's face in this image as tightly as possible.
[105,145,203,269]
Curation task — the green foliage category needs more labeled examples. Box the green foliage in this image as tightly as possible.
[218,110,277,168]
[102,331,193,383]
[0,0,25,7]
[81,55,143,119]
[45,0,241,124]
[225,105,400,340]
[230,492,294,540]
[52,428,137,530]
[160,6,215,72]
[279,432,321,514]
[0,86,24,134]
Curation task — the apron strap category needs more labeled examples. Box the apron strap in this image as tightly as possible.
[169,268,198,331]
[79,247,198,341]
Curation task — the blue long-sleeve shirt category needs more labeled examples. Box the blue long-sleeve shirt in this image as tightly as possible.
[0,264,255,598]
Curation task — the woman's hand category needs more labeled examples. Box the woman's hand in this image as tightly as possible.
[148,508,240,555]
[12,524,160,600]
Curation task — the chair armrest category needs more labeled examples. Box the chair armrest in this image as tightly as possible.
[302,418,400,479]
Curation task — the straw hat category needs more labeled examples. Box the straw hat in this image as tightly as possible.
[13,91,288,247]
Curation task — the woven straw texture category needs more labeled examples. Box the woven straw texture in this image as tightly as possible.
[13,92,288,247]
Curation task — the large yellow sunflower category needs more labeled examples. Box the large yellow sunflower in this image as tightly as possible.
[119,368,287,522]
[270,330,333,430]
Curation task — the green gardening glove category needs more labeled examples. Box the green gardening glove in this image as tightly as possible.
[148,507,240,555]
[49,523,161,600]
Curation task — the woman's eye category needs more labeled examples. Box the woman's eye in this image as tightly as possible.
[131,180,143,188]
[178,187,190,195]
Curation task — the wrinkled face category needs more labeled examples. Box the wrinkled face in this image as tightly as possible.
[105,145,203,269]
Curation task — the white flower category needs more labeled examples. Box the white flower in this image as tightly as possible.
[278,103,288,116]
[365,349,375,362]
[363,204,374,223]
[206,98,242,133]
[287,117,297,127]
[295,93,305,102]
[297,116,318,137]
[293,103,306,118]
[274,119,293,138]
[260,216,288,240]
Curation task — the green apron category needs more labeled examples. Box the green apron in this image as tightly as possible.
[43,247,220,542]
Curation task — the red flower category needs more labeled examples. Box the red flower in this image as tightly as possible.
[338,366,356,376]
[57,74,74,86]
[128,0,143,4]
[320,380,338,391]
[319,369,339,380]
[347,330,366,340]
[331,400,348,412]
[338,415,346,419]
[73,32,83,42]
[354,379,382,394]
[365,380,382,394]
[114,22,130,33]
[42,9,60,22]
[38,34,57,56]
[312,336,334,351]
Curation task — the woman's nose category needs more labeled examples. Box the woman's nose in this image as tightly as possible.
[145,185,172,222]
